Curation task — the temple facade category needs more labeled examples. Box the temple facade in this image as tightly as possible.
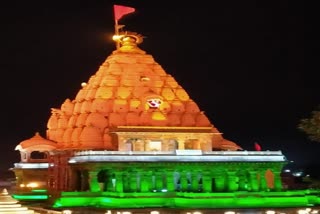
[11,31,293,209]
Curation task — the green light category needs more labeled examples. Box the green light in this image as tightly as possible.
[51,190,320,209]
[12,194,48,200]
[31,189,47,193]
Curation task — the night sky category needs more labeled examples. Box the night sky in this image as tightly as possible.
[0,1,319,175]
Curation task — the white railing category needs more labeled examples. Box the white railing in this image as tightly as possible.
[13,163,49,169]
[68,154,286,163]
[73,150,283,156]
[73,150,175,156]
[204,150,283,156]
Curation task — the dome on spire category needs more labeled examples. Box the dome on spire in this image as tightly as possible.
[15,132,57,152]
[112,31,145,54]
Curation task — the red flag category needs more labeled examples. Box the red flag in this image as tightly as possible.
[114,5,135,21]
[254,142,262,151]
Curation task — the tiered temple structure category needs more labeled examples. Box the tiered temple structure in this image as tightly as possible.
[12,29,319,209]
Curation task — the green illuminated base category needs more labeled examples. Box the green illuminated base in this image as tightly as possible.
[13,194,48,200]
[51,190,320,209]
[12,189,48,200]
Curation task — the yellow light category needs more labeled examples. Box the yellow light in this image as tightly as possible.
[265,211,276,214]
[112,35,123,41]
[19,184,25,187]
[26,182,39,188]
[297,210,309,214]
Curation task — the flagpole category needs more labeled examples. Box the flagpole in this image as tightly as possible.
[114,19,120,50]
[113,4,135,50]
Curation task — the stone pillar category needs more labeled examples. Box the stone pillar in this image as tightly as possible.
[118,136,126,151]
[191,172,200,192]
[122,172,130,192]
[259,171,268,191]
[214,174,226,192]
[140,171,152,192]
[114,172,123,193]
[202,172,213,193]
[88,170,100,192]
[129,171,137,192]
[226,172,239,192]
[162,139,169,151]
[273,171,283,191]
[155,171,164,191]
[166,170,175,192]
[104,172,114,192]
[248,171,259,192]
[133,140,145,151]
[178,139,185,150]
[238,174,247,191]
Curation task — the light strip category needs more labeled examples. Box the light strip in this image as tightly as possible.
[14,163,49,169]
[69,154,286,163]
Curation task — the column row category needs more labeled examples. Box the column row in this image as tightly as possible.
[73,168,283,193]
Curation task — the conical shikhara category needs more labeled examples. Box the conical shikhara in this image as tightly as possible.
[43,31,240,151]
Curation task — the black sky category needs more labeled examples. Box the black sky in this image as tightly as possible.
[0,1,319,174]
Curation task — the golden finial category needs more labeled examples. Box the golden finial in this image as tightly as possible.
[113,31,145,53]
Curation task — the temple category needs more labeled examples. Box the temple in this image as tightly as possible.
[11,21,320,210]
